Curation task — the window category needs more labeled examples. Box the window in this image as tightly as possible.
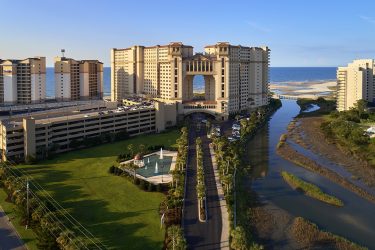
[221,92,224,98]
[221,58,225,68]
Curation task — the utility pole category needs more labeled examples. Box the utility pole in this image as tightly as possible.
[26,178,29,228]
[233,167,237,229]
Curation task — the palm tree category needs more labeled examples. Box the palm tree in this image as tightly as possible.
[56,230,75,250]
[32,204,45,223]
[230,226,248,250]
[129,163,137,180]
[167,225,186,250]
[127,144,134,157]
[138,144,146,155]
[196,182,205,209]
[170,169,179,188]
[222,174,232,194]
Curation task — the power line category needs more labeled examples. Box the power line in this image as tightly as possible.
[4,167,92,249]
[1,162,106,249]
[1,169,85,249]
[5,164,104,248]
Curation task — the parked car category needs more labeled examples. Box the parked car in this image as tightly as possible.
[232,130,240,136]
[232,123,241,130]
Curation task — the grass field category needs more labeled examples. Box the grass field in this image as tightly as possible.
[8,129,179,249]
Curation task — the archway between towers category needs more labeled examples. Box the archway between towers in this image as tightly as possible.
[184,75,216,102]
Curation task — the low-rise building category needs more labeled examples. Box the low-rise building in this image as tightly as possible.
[0,100,176,162]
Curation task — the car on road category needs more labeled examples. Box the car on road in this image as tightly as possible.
[232,123,241,130]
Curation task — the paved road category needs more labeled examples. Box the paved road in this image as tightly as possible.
[0,207,27,250]
[183,114,223,249]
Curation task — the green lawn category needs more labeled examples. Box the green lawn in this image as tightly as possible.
[11,129,180,249]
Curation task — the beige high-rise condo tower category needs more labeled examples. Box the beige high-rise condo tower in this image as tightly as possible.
[0,57,46,104]
[337,59,375,111]
[111,42,270,120]
[55,57,104,101]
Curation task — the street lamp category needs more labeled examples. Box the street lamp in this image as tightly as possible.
[26,178,29,229]
[233,167,237,229]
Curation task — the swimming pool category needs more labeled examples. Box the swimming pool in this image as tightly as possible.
[136,154,173,178]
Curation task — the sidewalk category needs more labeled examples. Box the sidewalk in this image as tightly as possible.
[0,206,28,250]
[209,143,230,249]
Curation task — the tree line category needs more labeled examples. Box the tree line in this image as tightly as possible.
[0,162,103,249]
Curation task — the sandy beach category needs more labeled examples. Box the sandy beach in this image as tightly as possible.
[270,81,337,99]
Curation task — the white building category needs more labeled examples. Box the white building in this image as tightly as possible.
[111,42,270,120]
[337,59,375,111]
[0,57,46,104]
[55,57,103,101]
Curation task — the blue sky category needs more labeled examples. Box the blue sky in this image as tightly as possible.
[2,0,375,67]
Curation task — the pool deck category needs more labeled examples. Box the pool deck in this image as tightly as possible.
[120,150,177,184]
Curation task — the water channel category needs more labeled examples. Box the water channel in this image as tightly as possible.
[246,100,375,249]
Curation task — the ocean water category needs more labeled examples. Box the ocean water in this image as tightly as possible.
[45,67,337,98]
[270,67,336,83]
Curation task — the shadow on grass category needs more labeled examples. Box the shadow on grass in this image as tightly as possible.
[30,130,180,167]
[16,165,163,249]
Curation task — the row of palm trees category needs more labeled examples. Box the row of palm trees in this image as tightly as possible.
[0,163,88,249]
[163,127,189,249]
[195,138,206,221]
[212,137,240,211]
[212,101,282,250]
[212,136,256,250]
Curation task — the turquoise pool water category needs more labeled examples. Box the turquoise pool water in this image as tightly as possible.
[136,154,173,178]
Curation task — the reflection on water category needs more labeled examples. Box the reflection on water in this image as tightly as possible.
[302,104,320,113]
[246,100,375,249]
[248,123,270,178]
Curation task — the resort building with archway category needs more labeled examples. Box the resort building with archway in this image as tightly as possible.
[111,42,270,120]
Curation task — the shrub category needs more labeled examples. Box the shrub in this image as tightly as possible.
[156,184,162,192]
[108,165,116,174]
[134,178,140,185]
[139,179,147,190]
[25,155,37,164]
[147,182,154,192]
